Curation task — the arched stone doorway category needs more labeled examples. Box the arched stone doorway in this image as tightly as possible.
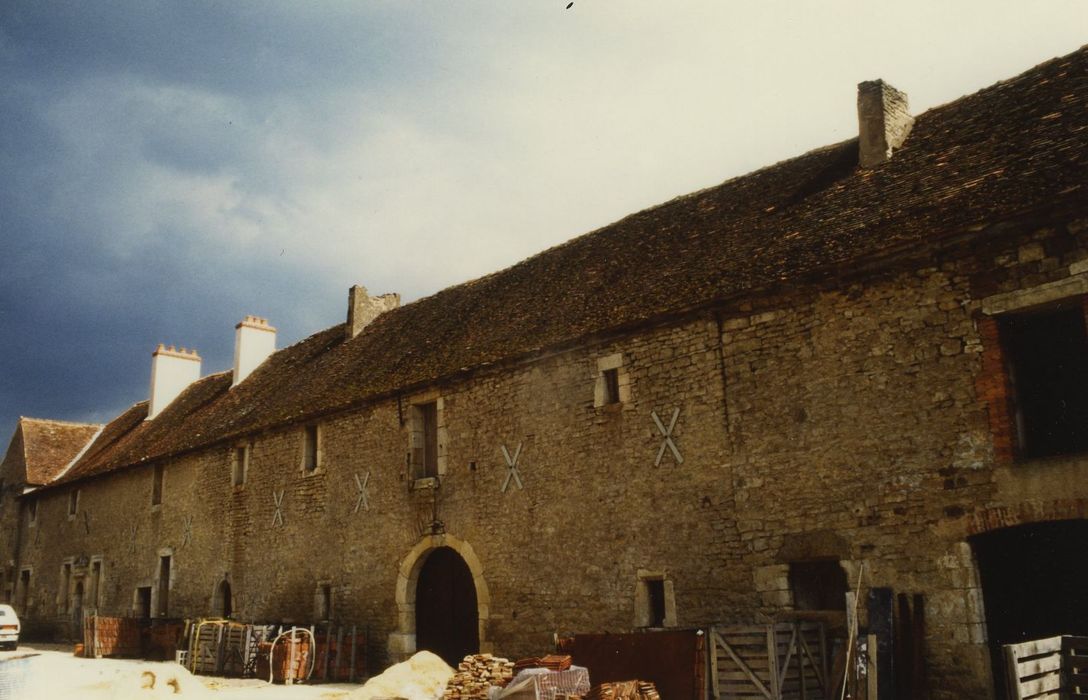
[389,534,491,663]
[416,547,479,665]
[970,518,1088,698]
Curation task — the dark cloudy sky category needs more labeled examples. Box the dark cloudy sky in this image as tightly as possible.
[1,1,1085,436]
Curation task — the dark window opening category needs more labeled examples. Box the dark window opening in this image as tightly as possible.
[68,489,79,516]
[232,447,248,486]
[317,584,332,620]
[789,560,848,611]
[412,402,439,480]
[152,464,164,506]
[18,570,30,612]
[136,586,152,619]
[602,368,620,405]
[27,498,37,524]
[91,561,102,608]
[157,556,171,617]
[61,564,71,612]
[646,579,666,627]
[303,425,319,471]
[999,304,1088,459]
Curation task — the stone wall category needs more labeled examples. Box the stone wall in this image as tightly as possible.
[10,216,1088,698]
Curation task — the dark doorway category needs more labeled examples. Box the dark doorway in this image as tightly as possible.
[214,579,232,618]
[157,556,171,617]
[971,520,1088,698]
[136,586,152,619]
[72,581,84,638]
[415,547,479,666]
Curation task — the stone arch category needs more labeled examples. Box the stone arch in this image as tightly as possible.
[388,533,491,661]
[965,498,1088,536]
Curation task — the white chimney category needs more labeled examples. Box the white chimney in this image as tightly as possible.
[857,79,914,168]
[346,285,400,340]
[233,316,276,387]
[148,345,201,419]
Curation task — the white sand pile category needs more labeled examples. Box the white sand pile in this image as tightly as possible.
[347,650,454,700]
[17,655,210,699]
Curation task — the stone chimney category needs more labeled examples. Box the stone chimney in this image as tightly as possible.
[233,316,276,387]
[346,285,400,340]
[148,345,201,419]
[857,79,913,168]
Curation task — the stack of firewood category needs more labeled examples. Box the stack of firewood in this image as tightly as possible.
[442,653,515,699]
[580,680,661,700]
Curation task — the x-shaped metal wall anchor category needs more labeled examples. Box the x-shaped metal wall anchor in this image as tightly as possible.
[652,407,684,466]
[500,442,524,493]
[182,515,193,546]
[353,471,371,513]
[272,490,285,527]
[82,510,91,535]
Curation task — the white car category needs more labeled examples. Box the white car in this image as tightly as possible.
[0,604,20,650]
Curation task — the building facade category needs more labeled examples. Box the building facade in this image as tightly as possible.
[2,47,1087,699]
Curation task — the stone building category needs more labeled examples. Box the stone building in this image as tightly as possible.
[2,47,1086,698]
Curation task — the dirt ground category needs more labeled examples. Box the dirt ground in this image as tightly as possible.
[0,643,364,699]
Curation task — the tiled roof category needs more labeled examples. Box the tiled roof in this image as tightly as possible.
[50,46,1088,487]
[1,418,102,487]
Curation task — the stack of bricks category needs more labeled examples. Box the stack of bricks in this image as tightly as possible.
[443,653,515,700]
[581,680,661,700]
[87,616,142,657]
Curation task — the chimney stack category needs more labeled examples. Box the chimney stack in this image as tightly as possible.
[857,79,913,168]
[346,285,400,339]
[233,316,276,387]
[148,345,201,419]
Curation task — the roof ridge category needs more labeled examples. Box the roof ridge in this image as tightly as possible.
[19,416,103,429]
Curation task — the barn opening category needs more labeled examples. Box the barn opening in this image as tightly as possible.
[415,546,479,666]
[971,519,1088,697]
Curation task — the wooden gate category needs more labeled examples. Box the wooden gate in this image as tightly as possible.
[1004,635,1088,699]
[709,623,829,699]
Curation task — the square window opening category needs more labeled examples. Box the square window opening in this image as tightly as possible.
[999,303,1088,459]
[789,560,848,611]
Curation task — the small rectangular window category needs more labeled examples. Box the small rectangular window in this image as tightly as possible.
[68,489,80,517]
[411,402,439,480]
[60,563,71,613]
[302,425,320,472]
[789,560,848,611]
[232,446,248,487]
[136,586,152,619]
[316,583,332,620]
[999,304,1088,459]
[602,368,620,405]
[27,498,37,525]
[152,464,164,506]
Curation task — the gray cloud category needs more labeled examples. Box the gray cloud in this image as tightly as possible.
[1,0,1085,435]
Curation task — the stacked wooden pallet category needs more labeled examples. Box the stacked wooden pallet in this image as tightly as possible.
[582,680,661,700]
[443,653,515,699]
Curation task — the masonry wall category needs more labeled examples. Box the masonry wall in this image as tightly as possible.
[11,216,1088,699]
